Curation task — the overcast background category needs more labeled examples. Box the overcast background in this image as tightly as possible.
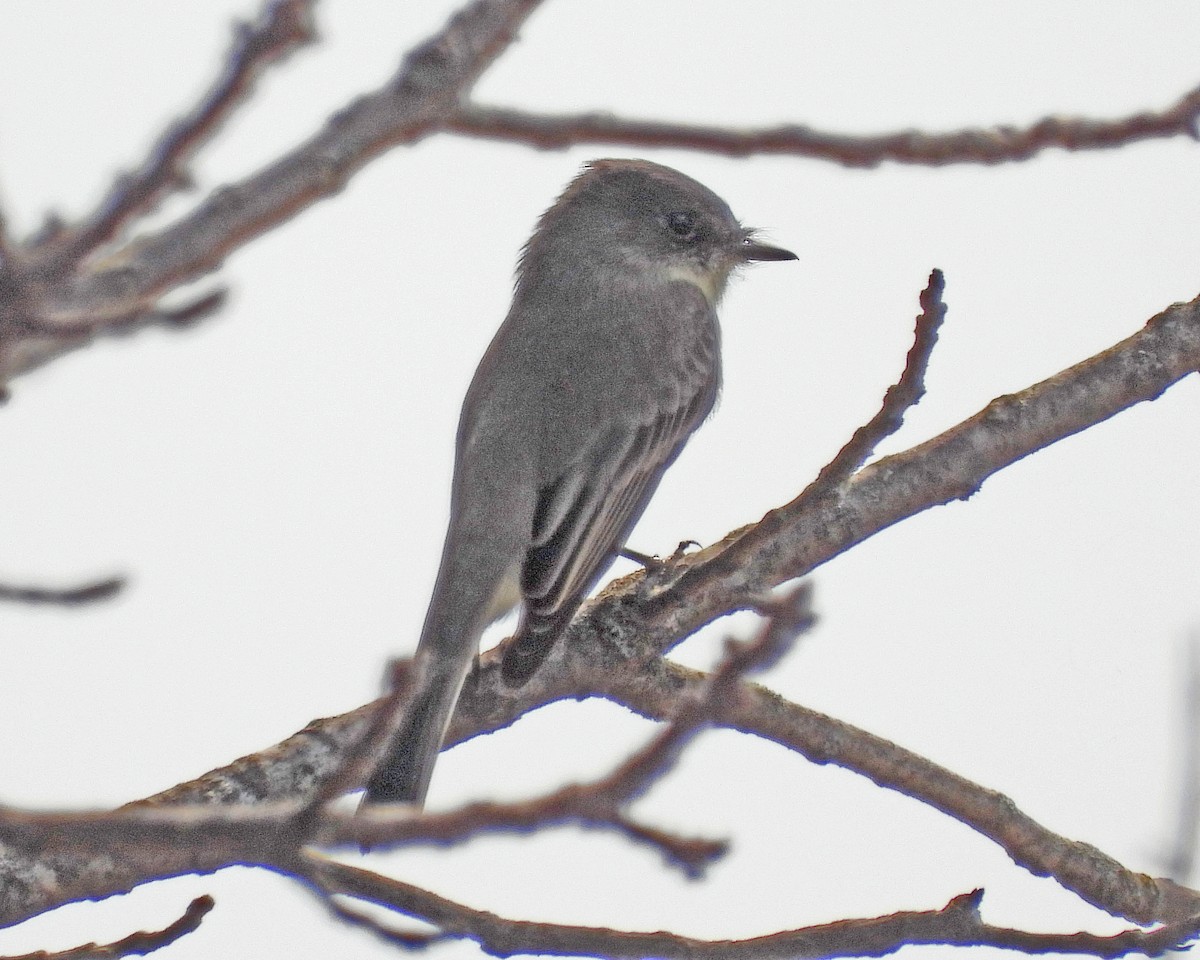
[1,1,1200,957]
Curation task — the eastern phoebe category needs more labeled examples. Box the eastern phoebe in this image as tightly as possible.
[363,159,795,807]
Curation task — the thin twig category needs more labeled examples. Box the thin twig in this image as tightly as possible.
[600,660,1200,928]
[0,895,214,960]
[307,862,1200,960]
[0,575,125,606]
[586,584,815,808]
[645,268,943,624]
[0,288,1198,932]
[637,270,943,625]
[31,0,545,332]
[349,781,725,877]
[647,284,1200,644]
[2,289,228,382]
[325,895,446,951]
[809,269,946,493]
[14,289,227,339]
[352,586,813,874]
[447,86,1200,167]
[38,0,318,274]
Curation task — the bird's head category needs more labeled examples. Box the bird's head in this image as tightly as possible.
[522,158,796,304]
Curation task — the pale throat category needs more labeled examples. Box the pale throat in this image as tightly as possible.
[662,261,732,305]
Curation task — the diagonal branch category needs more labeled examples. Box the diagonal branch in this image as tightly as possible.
[0,284,1196,931]
[447,83,1200,167]
[42,0,543,324]
[8,895,215,960]
[599,660,1200,928]
[794,268,945,503]
[0,0,546,390]
[580,585,815,809]
[29,895,216,960]
[351,584,813,875]
[1,633,1194,937]
[646,287,1200,643]
[36,0,318,276]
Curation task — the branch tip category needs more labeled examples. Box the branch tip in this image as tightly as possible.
[0,574,126,606]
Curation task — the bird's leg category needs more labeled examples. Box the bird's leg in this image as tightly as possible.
[619,546,663,570]
[620,539,700,570]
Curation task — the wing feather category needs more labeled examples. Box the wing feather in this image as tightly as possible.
[501,372,715,686]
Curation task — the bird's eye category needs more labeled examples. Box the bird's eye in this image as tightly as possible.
[665,211,698,240]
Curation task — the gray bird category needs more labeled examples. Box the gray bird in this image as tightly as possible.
[363,158,795,807]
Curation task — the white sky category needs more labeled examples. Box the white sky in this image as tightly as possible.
[1,1,1200,957]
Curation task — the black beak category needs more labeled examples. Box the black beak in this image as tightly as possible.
[741,240,798,262]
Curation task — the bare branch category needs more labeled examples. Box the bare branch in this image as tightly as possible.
[348,786,726,879]
[7,565,1182,942]
[600,660,1200,928]
[1,612,1188,936]
[0,594,810,885]
[0,575,124,606]
[647,287,1200,646]
[140,702,375,807]
[355,585,812,874]
[1,895,214,960]
[308,864,1200,960]
[0,286,1196,932]
[803,269,945,498]
[447,84,1200,167]
[0,0,545,387]
[325,895,446,951]
[37,0,544,328]
[6,288,229,382]
[15,288,227,340]
[591,584,815,806]
[37,0,318,275]
[0,620,1193,951]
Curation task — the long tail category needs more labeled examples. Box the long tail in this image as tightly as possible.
[361,454,529,808]
[362,650,471,806]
